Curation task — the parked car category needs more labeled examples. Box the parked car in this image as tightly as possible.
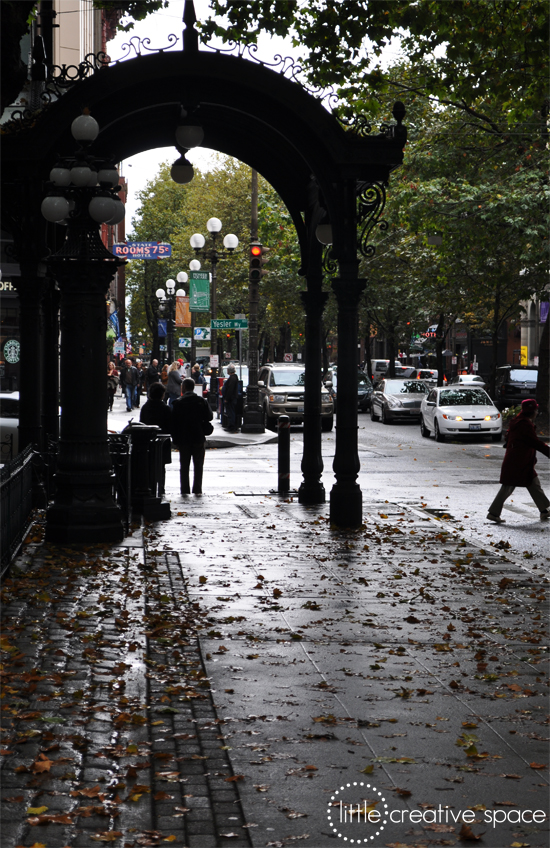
[370,378,429,424]
[448,374,488,391]
[420,386,502,442]
[494,365,538,410]
[394,365,416,378]
[221,363,249,385]
[0,391,19,461]
[325,368,373,412]
[258,364,334,430]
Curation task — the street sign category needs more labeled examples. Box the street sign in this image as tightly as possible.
[159,345,167,351]
[284,353,293,362]
[211,318,248,329]
[210,355,219,367]
[111,241,171,259]
[114,341,125,355]
[179,338,191,348]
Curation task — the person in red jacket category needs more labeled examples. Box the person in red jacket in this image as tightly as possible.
[487,398,550,523]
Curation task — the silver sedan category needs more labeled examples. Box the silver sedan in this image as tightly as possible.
[370,379,428,424]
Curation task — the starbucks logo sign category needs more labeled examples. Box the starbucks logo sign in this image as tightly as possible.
[4,339,20,364]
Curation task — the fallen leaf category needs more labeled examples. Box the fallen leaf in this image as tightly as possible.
[27,807,49,815]
[225,774,244,782]
[529,762,546,769]
[458,822,483,841]
[89,833,123,843]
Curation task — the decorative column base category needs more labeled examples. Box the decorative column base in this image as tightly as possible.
[241,386,265,433]
[330,482,363,529]
[298,480,326,505]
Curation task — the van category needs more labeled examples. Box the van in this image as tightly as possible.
[365,359,389,381]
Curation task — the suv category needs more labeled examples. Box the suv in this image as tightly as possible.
[258,364,334,430]
[494,365,538,410]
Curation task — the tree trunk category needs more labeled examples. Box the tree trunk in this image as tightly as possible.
[436,313,445,386]
[387,328,396,378]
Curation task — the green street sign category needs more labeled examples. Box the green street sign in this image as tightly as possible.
[211,319,248,330]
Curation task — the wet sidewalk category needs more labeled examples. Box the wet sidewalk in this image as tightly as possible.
[1,480,549,847]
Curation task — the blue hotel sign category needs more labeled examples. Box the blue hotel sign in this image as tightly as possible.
[112,242,171,259]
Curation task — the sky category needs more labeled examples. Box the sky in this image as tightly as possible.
[107,0,307,230]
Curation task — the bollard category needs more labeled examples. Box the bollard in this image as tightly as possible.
[278,414,290,495]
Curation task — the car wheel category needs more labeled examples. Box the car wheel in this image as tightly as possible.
[434,419,445,442]
[370,403,379,422]
[420,416,430,438]
[492,432,503,442]
[381,406,391,425]
[321,416,334,432]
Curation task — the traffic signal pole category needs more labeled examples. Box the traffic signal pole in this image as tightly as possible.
[242,169,265,432]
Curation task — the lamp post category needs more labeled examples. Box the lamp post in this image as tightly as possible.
[41,110,126,543]
[156,278,186,365]
[190,219,238,407]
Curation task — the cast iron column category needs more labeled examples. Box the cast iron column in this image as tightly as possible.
[45,216,125,543]
[330,275,366,528]
[15,269,48,452]
[299,285,328,504]
[43,281,61,444]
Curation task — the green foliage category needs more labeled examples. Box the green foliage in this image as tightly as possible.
[202,1,549,126]
[126,156,307,356]
[91,0,169,32]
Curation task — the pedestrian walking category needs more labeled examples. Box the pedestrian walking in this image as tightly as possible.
[146,358,160,389]
[166,362,183,407]
[160,364,169,389]
[192,363,205,385]
[171,377,213,495]
[222,363,239,432]
[123,358,139,412]
[140,382,172,496]
[487,398,550,524]
[107,361,119,412]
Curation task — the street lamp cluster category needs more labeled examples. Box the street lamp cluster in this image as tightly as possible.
[189,218,239,405]
[41,113,125,227]
[155,277,186,364]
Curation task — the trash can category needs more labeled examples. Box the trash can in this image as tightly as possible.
[121,422,170,520]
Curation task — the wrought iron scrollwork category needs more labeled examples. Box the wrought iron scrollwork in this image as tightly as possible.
[337,114,373,136]
[358,182,387,259]
[322,245,338,275]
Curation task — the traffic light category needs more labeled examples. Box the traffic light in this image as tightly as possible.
[249,242,270,283]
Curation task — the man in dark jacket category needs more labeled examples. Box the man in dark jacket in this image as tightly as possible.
[171,378,213,495]
[123,358,139,412]
[139,382,172,495]
[487,398,550,523]
[146,359,160,389]
[222,364,239,432]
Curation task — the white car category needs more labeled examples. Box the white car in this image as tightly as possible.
[420,386,502,442]
[448,373,487,391]
[0,391,19,461]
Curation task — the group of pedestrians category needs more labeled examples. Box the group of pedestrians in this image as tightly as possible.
[139,372,212,496]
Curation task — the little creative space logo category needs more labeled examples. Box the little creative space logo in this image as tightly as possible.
[327,782,388,843]
[327,782,548,845]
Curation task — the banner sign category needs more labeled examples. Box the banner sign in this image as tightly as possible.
[108,310,119,335]
[112,242,171,259]
[158,319,167,337]
[176,296,191,327]
[194,327,211,342]
[189,272,211,312]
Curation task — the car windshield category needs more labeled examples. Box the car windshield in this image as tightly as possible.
[0,399,19,417]
[358,374,372,388]
[439,389,491,406]
[384,380,428,394]
[224,366,248,381]
[270,370,305,387]
[508,369,538,381]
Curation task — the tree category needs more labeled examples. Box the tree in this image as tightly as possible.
[126,155,308,362]
[202,1,548,126]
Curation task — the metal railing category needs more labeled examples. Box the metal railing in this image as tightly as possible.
[1,444,34,576]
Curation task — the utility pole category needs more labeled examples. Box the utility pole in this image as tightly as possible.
[241,169,265,432]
